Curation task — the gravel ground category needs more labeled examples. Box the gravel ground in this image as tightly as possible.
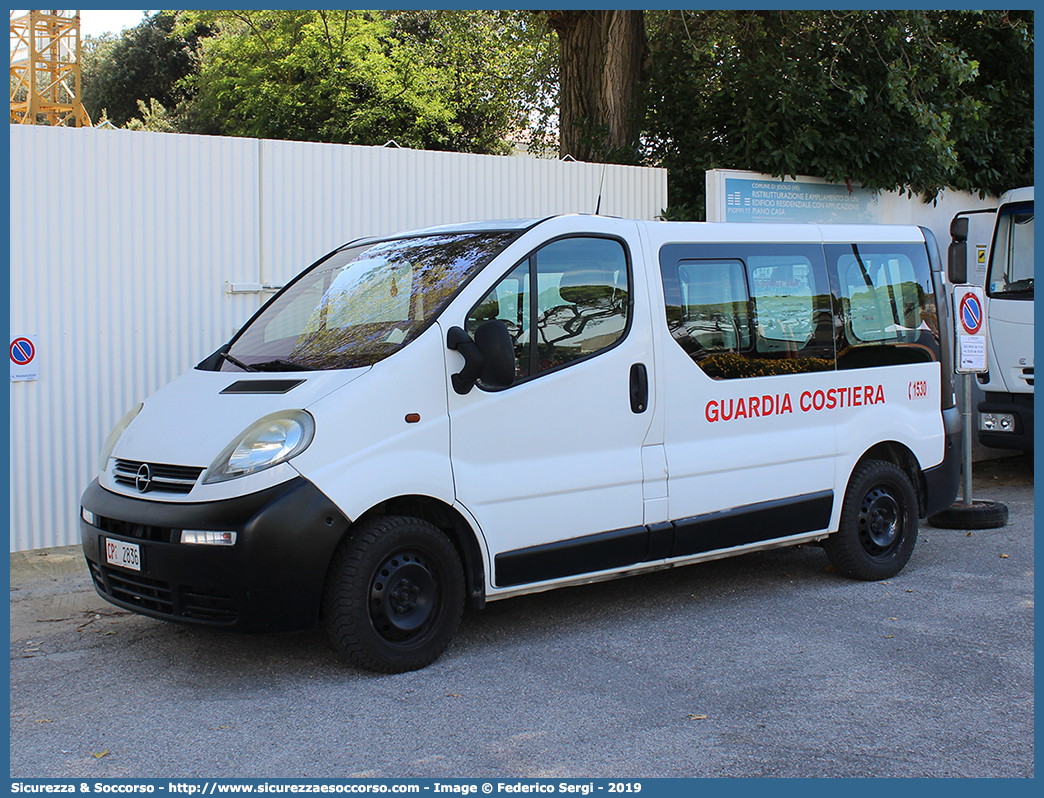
[10,454,1034,778]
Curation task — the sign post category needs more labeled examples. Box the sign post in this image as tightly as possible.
[952,286,988,507]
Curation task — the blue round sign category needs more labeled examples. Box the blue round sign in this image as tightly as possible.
[10,337,35,365]
[959,293,983,335]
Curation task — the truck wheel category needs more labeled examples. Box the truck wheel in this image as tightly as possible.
[825,460,918,581]
[322,516,464,673]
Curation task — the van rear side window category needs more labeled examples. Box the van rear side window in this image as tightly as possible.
[750,256,816,351]
[827,243,940,370]
[837,252,922,344]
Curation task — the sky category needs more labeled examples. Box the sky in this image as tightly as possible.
[10,9,152,40]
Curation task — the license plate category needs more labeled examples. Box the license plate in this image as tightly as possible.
[104,538,141,572]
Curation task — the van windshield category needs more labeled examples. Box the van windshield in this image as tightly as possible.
[220,231,518,372]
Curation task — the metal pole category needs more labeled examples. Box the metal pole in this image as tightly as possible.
[962,372,973,505]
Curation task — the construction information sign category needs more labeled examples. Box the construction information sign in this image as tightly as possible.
[708,171,883,224]
[953,285,988,374]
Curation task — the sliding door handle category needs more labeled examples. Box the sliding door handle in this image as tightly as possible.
[629,363,648,413]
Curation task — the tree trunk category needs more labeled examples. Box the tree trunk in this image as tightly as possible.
[547,10,646,162]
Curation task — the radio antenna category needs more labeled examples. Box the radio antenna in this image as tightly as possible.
[594,161,607,215]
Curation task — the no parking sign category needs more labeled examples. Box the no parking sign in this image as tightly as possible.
[10,334,38,381]
[953,285,988,374]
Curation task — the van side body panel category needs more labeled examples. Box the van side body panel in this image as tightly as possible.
[290,323,457,523]
[474,221,953,598]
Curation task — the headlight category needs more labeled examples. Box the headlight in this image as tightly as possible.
[203,410,315,484]
[99,403,143,472]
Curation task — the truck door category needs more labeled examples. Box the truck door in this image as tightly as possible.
[444,223,656,590]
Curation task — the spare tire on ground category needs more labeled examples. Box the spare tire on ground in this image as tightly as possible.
[927,500,1009,530]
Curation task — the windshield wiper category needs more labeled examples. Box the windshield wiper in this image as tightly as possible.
[250,358,316,372]
[219,351,258,372]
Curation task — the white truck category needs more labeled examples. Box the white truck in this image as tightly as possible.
[950,187,1034,451]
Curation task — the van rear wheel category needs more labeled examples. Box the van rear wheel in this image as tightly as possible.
[322,516,464,673]
[825,460,918,581]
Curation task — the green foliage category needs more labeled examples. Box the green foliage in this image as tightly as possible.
[78,8,1029,214]
[937,11,1034,195]
[174,10,554,152]
[389,11,557,154]
[123,99,178,133]
[81,12,213,128]
[642,10,1034,219]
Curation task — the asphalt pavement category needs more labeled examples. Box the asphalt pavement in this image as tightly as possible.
[9,455,1034,778]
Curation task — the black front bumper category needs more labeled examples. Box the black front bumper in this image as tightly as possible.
[977,392,1034,452]
[80,477,350,633]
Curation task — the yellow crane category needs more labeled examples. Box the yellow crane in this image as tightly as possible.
[10,9,91,126]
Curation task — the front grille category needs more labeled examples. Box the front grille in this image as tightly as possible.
[88,560,106,591]
[94,514,176,543]
[181,585,239,622]
[103,568,174,615]
[91,563,239,624]
[1022,367,1033,387]
[113,459,204,495]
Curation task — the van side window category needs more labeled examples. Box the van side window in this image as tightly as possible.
[468,259,532,382]
[827,243,940,369]
[750,256,815,352]
[676,259,752,353]
[468,237,630,385]
[661,244,833,379]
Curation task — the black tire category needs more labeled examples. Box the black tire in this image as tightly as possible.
[824,460,918,581]
[321,516,464,673]
[927,500,1009,530]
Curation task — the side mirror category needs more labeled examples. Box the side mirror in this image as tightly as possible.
[948,215,969,284]
[446,320,515,395]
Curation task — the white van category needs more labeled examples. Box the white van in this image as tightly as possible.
[80,216,961,672]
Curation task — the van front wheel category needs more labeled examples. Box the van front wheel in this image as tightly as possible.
[825,460,918,581]
[322,516,464,673]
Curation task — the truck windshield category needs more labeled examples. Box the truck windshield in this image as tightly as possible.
[988,202,1034,298]
[220,231,518,371]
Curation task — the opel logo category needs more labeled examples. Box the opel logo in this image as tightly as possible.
[135,463,153,493]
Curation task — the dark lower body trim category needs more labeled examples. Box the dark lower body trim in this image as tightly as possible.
[494,491,833,588]
[922,405,962,517]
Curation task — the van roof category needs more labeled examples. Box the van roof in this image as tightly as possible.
[339,218,544,250]
[346,214,931,249]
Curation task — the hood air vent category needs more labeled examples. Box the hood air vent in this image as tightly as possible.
[221,379,305,395]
